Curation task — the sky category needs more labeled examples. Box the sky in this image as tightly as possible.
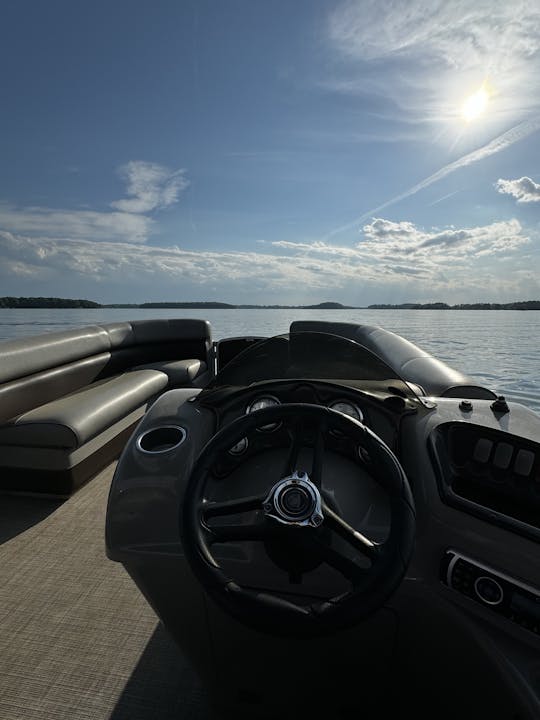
[1,0,540,305]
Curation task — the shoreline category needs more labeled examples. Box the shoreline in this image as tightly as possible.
[1,298,540,310]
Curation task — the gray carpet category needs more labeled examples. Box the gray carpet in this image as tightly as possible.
[0,466,215,720]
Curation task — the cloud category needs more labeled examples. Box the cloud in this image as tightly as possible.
[110,161,189,214]
[321,3,540,240]
[0,161,188,245]
[0,230,355,292]
[496,176,540,203]
[0,216,535,303]
[325,117,540,238]
[330,1,540,69]
[270,240,361,258]
[360,217,527,258]
[328,1,540,123]
[0,203,154,244]
[360,218,419,241]
[277,217,529,281]
[399,119,540,194]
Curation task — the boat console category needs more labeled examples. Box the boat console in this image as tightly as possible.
[104,319,540,719]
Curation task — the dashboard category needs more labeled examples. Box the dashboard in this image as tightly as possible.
[203,378,415,456]
[192,378,418,598]
[199,380,540,636]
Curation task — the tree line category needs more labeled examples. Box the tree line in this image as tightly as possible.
[0,297,100,308]
[368,301,540,310]
[1,297,539,310]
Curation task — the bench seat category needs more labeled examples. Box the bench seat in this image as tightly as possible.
[131,359,205,386]
[0,318,213,496]
[0,369,168,450]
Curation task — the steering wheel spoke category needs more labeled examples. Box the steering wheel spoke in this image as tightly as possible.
[200,494,265,519]
[282,415,327,489]
[310,417,326,488]
[282,417,303,476]
[206,519,269,543]
[322,501,381,562]
[301,532,367,584]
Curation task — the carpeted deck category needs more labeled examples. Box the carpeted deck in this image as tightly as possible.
[0,466,215,720]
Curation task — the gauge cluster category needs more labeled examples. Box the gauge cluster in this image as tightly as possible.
[328,399,364,423]
[246,395,282,432]
[215,381,404,465]
[244,394,366,426]
[244,393,369,432]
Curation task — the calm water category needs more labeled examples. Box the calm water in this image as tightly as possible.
[0,308,539,413]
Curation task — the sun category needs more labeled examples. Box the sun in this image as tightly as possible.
[461,84,490,123]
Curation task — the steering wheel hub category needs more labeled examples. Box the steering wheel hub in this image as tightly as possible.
[264,471,323,527]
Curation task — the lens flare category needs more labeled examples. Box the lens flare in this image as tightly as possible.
[461,85,490,122]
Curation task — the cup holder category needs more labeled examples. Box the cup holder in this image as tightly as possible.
[136,425,187,454]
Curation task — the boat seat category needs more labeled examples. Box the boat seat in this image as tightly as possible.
[0,369,168,451]
[0,318,213,495]
[131,358,206,386]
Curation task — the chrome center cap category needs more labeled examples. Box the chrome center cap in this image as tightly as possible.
[263,470,323,528]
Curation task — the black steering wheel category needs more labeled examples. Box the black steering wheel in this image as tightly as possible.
[182,403,415,636]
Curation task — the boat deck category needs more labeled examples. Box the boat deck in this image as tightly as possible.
[0,466,214,720]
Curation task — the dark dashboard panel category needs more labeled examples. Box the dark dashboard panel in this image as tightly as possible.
[441,550,540,636]
[200,380,411,483]
[217,381,403,452]
[430,422,540,541]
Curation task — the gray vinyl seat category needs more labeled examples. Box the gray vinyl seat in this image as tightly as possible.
[130,359,205,387]
[0,369,168,450]
[0,318,213,495]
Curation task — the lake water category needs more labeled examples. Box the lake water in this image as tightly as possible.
[1,308,539,413]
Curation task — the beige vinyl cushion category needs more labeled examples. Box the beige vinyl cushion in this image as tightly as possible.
[0,369,168,450]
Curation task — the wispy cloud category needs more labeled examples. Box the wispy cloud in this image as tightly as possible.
[0,230,352,290]
[328,1,540,126]
[325,118,540,238]
[427,190,461,207]
[496,176,540,203]
[0,161,188,244]
[0,203,154,244]
[330,1,540,67]
[110,161,189,214]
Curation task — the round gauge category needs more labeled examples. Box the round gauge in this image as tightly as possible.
[246,395,281,431]
[329,400,363,423]
[228,436,249,455]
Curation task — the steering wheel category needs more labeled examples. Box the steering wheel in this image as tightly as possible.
[182,403,415,636]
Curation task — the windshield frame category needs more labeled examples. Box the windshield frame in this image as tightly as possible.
[207,331,419,397]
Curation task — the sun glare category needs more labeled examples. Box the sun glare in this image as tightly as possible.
[461,85,490,122]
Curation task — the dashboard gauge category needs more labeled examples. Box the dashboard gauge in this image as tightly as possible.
[246,395,281,431]
[328,400,364,423]
[228,436,249,455]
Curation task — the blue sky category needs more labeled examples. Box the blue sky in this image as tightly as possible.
[1,0,539,305]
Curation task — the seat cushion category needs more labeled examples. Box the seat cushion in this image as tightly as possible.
[0,326,111,385]
[0,369,168,450]
[131,359,206,385]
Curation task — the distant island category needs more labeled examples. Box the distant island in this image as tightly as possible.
[0,296,100,308]
[136,301,356,310]
[1,297,540,310]
[367,301,540,310]
[0,298,357,310]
